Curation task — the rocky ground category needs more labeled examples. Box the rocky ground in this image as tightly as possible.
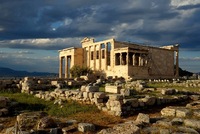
[0,78,200,133]
[1,96,200,134]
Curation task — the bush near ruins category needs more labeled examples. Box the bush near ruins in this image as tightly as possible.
[70,65,92,78]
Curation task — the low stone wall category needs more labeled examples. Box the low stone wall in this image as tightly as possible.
[149,79,200,88]
[20,77,87,93]
[33,87,192,116]
[105,85,122,93]
[18,77,200,117]
[21,77,58,93]
[0,79,21,92]
[172,80,200,88]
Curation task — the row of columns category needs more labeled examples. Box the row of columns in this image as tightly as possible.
[85,42,110,70]
[115,52,148,66]
[59,56,71,78]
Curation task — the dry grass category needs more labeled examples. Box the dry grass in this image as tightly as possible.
[147,82,200,92]
[70,111,123,127]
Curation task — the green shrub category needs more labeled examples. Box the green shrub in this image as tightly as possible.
[70,65,92,78]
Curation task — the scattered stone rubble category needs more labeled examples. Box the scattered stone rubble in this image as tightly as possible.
[0,79,21,92]
[0,96,11,116]
[0,96,20,133]
[151,79,200,88]
[4,99,200,134]
[33,86,198,117]
[98,100,200,134]
[13,77,199,117]
[1,76,200,133]
[5,111,96,134]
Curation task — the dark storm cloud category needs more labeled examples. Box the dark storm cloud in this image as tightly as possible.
[177,3,200,10]
[0,0,200,50]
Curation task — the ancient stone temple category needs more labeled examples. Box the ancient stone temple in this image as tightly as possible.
[59,37,179,79]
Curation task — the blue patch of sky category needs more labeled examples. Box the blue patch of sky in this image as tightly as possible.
[51,21,64,30]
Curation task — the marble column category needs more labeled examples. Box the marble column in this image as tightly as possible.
[139,54,141,66]
[120,53,122,65]
[99,45,101,70]
[126,52,128,65]
[94,45,96,70]
[88,46,91,67]
[59,57,63,78]
[105,44,108,70]
[65,56,68,78]
[175,50,179,77]
[132,54,135,66]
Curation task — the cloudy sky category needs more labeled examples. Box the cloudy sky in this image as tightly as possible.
[0,0,200,73]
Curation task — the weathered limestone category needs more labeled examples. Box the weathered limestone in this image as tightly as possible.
[139,96,156,106]
[184,119,200,130]
[161,88,176,95]
[0,108,8,116]
[85,85,99,92]
[120,88,132,96]
[155,120,172,128]
[176,127,199,134]
[78,123,95,132]
[33,85,192,117]
[161,106,192,118]
[62,125,77,134]
[161,107,176,117]
[123,98,139,108]
[37,117,57,129]
[98,122,140,134]
[0,96,11,117]
[0,96,9,108]
[135,113,150,124]
[106,94,123,116]
[186,100,200,109]
[17,112,48,131]
[59,37,179,80]
[21,77,57,93]
[105,85,122,94]
[171,118,183,125]
[154,79,200,88]
[176,108,191,118]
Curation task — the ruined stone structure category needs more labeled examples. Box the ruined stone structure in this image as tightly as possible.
[59,37,179,79]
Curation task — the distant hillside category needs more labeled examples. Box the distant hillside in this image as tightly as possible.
[179,67,193,77]
[0,67,57,77]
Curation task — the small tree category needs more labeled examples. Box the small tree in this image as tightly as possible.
[70,65,92,78]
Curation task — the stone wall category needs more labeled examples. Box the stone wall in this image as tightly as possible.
[149,79,200,88]
[0,79,21,92]
[21,77,56,93]
[18,77,200,117]
[33,86,194,117]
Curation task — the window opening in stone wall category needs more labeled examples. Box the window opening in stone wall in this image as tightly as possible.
[67,56,71,78]
[107,42,111,65]
[115,53,120,65]
[135,53,140,66]
[139,54,144,66]
[140,54,148,66]
[102,50,105,59]
[145,54,148,66]
[121,53,127,65]
[61,57,65,78]
[96,50,99,59]
[129,53,133,65]
[101,43,105,49]
[91,51,94,60]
